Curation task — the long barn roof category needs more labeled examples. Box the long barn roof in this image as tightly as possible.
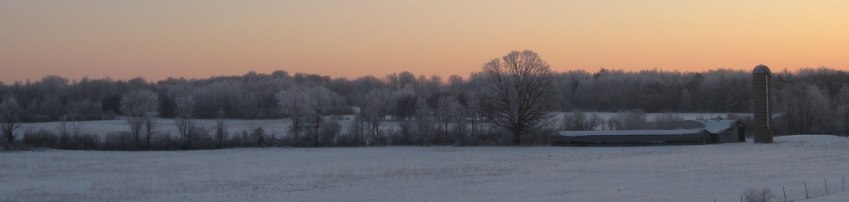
[557,129,706,137]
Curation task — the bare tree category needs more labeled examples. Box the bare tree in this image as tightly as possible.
[435,95,464,144]
[414,97,435,145]
[652,113,685,130]
[362,89,390,145]
[143,114,156,149]
[1,97,22,146]
[214,108,227,147]
[609,109,648,130]
[480,50,556,145]
[836,85,849,136]
[306,86,345,146]
[562,111,602,131]
[743,187,774,202]
[277,87,311,145]
[120,90,159,148]
[175,95,195,148]
[57,115,81,145]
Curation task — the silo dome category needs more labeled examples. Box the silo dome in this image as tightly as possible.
[753,64,771,74]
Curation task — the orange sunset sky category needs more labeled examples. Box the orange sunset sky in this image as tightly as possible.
[1,0,847,83]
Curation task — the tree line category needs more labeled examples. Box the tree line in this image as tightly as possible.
[3,50,849,149]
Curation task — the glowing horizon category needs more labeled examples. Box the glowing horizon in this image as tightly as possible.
[1,0,847,83]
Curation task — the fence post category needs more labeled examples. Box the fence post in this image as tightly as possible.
[783,186,787,202]
[805,182,809,199]
[826,179,829,195]
[843,176,845,192]
[740,194,743,202]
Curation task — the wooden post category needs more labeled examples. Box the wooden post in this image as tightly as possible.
[826,179,829,195]
[805,182,809,199]
[783,186,787,202]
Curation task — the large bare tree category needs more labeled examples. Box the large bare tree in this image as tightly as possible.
[1,97,22,145]
[120,90,159,148]
[480,50,556,145]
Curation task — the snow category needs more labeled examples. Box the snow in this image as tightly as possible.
[557,129,705,137]
[14,112,745,139]
[811,192,849,202]
[3,135,849,201]
[687,120,738,134]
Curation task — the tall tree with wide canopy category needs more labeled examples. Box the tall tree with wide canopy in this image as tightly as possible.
[480,50,556,145]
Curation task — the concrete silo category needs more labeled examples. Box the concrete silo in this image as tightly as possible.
[752,64,772,143]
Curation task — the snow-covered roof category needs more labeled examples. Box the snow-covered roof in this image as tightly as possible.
[557,129,706,137]
[685,120,739,134]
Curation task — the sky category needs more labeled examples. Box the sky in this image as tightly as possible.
[1,0,847,83]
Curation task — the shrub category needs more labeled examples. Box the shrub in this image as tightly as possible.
[23,130,59,147]
[62,133,99,150]
[318,120,341,146]
[743,187,775,202]
[102,131,134,150]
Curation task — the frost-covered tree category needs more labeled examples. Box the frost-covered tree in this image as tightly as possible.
[361,89,390,145]
[389,85,417,120]
[305,86,341,146]
[480,50,556,145]
[120,90,159,148]
[777,83,831,134]
[435,95,464,144]
[1,97,22,145]
[276,87,312,145]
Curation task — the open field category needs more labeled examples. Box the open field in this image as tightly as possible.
[14,112,748,139]
[2,135,847,201]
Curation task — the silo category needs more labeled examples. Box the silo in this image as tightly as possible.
[752,64,772,143]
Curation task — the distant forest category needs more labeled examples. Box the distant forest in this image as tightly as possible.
[1,67,848,135]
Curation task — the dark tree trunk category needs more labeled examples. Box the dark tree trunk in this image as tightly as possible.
[5,128,13,145]
[314,117,320,147]
[512,128,521,146]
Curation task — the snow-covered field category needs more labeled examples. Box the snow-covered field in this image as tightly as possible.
[2,135,848,201]
[15,112,747,138]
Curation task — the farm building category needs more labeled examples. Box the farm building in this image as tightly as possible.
[681,120,746,143]
[552,120,745,146]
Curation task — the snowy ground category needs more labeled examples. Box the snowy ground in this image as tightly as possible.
[15,112,746,139]
[2,135,848,201]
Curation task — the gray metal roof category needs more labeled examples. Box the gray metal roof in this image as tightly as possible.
[557,129,706,137]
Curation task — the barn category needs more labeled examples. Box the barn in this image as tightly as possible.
[681,120,746,143]
[551,119,746,146]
